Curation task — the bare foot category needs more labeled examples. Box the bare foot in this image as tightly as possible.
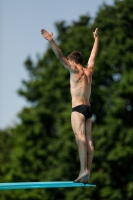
[74,170,90,184]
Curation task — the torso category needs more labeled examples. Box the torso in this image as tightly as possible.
[70,65,92,107]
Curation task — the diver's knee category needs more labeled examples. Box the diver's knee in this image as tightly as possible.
[76,131,86,140]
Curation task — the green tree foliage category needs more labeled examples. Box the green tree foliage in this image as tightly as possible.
[1,0,133,199]
[0,129,14,200]
[91,0,133,199]
[0,129,13,181]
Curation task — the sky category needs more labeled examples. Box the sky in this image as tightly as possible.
[0,0,114,129]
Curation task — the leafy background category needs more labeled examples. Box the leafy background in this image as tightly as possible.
[0,0,133,199]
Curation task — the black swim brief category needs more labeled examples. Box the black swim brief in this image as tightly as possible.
[72,104,92,119]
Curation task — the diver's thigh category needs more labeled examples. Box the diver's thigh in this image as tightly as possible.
[71,111,85,135]
[85,118,92,139]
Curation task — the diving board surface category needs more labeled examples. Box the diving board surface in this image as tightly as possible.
[0,181,96,190]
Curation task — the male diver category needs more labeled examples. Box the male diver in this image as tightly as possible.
[41,27,98,183]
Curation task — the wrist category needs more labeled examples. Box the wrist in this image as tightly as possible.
[49,38,54,42]
[95,36,98,39]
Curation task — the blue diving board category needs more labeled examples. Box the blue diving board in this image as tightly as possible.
[0,181,96,190]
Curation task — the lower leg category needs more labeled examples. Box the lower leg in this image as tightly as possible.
[87,142,94,172]
[77,139,88,173]
[85,119,94,179]
[87,141,94,174]
[74,138,89,183]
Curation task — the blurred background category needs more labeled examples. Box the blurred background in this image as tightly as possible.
[1,0,133,200]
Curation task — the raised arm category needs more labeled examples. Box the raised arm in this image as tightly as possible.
[87,28,98,72]
[41,29,74,72]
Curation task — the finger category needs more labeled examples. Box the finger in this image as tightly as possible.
[50,32,53,36]
[41,28,47,33]
[41,29,45,34]
[95,28,98,33]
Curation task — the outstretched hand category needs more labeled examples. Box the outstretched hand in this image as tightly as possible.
[41,29,53,41]
[93,28,98,39]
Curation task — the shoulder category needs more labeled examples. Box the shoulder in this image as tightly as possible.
[67,63,79,73]
[83,68,93,77]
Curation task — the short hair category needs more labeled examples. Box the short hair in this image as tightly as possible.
[67,51,83,64]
